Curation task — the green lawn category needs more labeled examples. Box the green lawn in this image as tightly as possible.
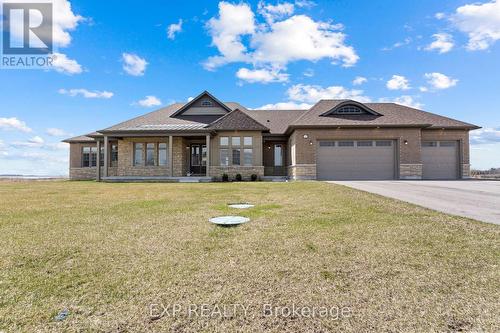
[0,181,498,332]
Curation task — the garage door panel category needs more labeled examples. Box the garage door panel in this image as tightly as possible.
[422,141,458,180]
[317,140,395,180]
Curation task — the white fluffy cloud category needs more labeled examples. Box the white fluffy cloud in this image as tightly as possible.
[58,88,113,99]
[51,52,83,74]
[46,128,71,137]
[386,75,411,90]
[204,2,255,70]
[258,1,295,23]
[122,53,148,76]
[452,0,500,50]
[204,2,358,81]
[470,127,500,144]
[0,117,32,133]
[256,83,370,109]
[379,95,423,109]
[136,96,162,107]
[424,72,458,90]
[11,136,45,148]
[425,33,454,53]
[167,19,183,40]
[258,101,313,110]
[287,84,370,103]
[236,67,289,83]
[352,76,367,86]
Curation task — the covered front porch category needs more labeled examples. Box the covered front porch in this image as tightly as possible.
[94,133,213,181]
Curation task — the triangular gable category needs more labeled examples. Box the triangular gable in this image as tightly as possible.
[205,109,269,131]
[320,100,381,116]
[171,91,233,117]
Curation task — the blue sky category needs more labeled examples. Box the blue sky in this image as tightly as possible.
[1,0,500,175]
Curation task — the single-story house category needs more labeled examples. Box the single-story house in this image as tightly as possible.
[63,91,480,181]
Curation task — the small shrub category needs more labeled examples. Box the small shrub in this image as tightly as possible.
[222,173,229,182]
[235,174,242,181]
[250,174,258,181]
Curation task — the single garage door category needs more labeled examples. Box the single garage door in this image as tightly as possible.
[422,141,459,179]
[317,140,396,180]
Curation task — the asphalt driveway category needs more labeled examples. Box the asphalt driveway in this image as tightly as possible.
[329,180,500,225]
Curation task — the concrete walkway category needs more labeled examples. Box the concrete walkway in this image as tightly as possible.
[329,180,500,225]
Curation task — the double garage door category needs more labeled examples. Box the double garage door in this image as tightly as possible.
[317,140,396,180]
[317,139,459,180]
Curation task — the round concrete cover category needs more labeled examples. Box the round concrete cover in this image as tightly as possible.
[209,216,250,225]
[228,203,254,209]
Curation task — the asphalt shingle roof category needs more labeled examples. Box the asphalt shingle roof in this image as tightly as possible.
[64,98,479,142]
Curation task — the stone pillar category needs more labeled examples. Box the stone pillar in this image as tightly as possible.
[169,135,173,177]
[103,136,109,177]
[206,134,210,177]
[96,140,101,181]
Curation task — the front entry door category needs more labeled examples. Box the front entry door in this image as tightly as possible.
[190,144,206,175]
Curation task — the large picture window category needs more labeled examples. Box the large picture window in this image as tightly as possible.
[232,148,241,165]
[158,143,167,166]
[82,147,91,167]
[90,147,98,167]
[146,143,155,166]
[243,148,253,166]
[134,143,144,166]
[111,144,118,167]
[220,148,229,166]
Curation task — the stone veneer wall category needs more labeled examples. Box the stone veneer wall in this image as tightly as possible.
[287,164,316,180]
[209,166,264,180]
[68,166,117,180]
[399,164,423,180]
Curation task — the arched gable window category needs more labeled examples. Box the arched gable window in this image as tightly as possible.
[335,105,364,114]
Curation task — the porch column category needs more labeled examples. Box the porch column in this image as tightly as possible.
[206,134,210,177]
[96,140,101,181]
[103,136,109,178]
[169,135,173,177]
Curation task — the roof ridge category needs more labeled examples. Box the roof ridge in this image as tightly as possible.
[100,103,184,132]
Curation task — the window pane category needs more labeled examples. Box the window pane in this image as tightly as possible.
[376,140,392,147]
[357,141,373,147]
[220,137,228,146]
[244,148,252,166]
[90,147,97,167]
[439,141,456,147]
[244,137,252,146]
[274,145,283,166]
[134,143,143,166]
[146,143,155,166]
[202,146,207,166]
[158,143,167,166]
[111,144,118,167]
[231,137,240,146]
[232,148,241,165]
[100,147,104,166]
[338,141,354,147]
[319,141,335,147]
[220,148,229,166]
[82,147,90,167]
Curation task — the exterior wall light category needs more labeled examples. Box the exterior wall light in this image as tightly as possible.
[404,140,408,145]
[303,134,309,139]
[309,141,313,145]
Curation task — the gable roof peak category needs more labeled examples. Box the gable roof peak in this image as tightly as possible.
[205,108,269,131]
[171,90,232,117]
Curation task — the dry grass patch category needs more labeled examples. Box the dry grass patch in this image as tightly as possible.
[0,181,498,332]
